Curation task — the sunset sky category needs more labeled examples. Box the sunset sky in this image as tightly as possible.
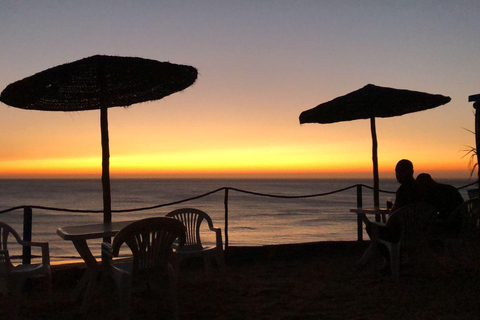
[1,1,479,180]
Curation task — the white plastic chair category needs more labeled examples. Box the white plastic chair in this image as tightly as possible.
[361,203,438,278]
[102,217,186,320]
[166,208,225,274]
[0,221,51,311]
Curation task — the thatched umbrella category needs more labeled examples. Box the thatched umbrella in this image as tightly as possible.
[299,84,450,208]
[0,55,197,231]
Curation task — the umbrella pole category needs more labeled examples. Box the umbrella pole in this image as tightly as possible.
[101,106,112,243]
[370,117,380,209]
[475,102,480,193]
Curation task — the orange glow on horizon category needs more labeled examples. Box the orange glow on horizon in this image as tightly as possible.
[0,148,469,179]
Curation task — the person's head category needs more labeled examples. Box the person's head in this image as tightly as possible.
[415,173,436,198]
[416,173,436,186]
[395,159,414,184]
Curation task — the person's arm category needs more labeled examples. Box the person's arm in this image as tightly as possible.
[391,189,402,213]
[391,200,399,213]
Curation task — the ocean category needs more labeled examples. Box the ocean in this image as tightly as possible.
[0,178,473,262]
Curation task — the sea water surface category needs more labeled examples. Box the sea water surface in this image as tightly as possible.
[0,178,472,262]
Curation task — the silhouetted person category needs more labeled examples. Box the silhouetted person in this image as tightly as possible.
[415,173,464,220]
[391,159,417,212]
[415,173,464,237]
[366,159,418,273]
[366,159,417,274]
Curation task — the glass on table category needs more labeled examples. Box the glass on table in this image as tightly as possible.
[386,197,393,210]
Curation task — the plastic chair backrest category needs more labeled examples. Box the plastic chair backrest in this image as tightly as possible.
[388,203,438,244]
[111,217,186,275]
[0,222,23,251]
[0,222,24,274]
[166,208,215,249]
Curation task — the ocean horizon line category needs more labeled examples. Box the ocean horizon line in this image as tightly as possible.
[0,176,395,180]
[0,176,473,180]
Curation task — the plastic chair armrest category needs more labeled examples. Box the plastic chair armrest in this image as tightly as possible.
[18,241,50,265]
[36,242,50,265]
[213,228,223,250]
[371,221,387,227]
[18,240,46,248]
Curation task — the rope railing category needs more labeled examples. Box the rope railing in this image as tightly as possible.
[457,181,477,190]
[227,184,359,198]
[0,187,228,215]
[0,181,476,263]
[357,183,396,194]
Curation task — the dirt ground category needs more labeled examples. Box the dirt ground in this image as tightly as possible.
[2,241,480,320]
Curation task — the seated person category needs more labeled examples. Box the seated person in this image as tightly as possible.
[365,159,418,272]
[415,173,464,236]
[391,159,417,213]
[415,173,464,220]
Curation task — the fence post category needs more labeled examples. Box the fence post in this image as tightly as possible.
[224,188,229,252]
[356,185,363,242]
[23,206,32,264]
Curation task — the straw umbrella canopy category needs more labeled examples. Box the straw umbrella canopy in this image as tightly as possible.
[299,84,451,208]
[0,55,198,228]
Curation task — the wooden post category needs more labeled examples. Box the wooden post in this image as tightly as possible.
[356,184,363,208]
[356,185,363,242]
[475,102,480,193]
[101,106,111,226]
[23,206,32,264]
[370,117,380,209]
[469,94,480,194]
[99,61,112,245]
[224,188,229,252]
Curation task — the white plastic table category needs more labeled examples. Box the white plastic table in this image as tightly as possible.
[57,220,136,312]
[350,207,390,223]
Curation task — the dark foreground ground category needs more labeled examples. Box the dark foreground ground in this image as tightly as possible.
[2,240,480,320]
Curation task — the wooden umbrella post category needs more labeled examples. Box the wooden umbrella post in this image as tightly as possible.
[99,60,112,244]
[101,106,112,243]
[370,117,380,210]
[474,100,480,192]
[476,103,480,193]
[469,94,480,193]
